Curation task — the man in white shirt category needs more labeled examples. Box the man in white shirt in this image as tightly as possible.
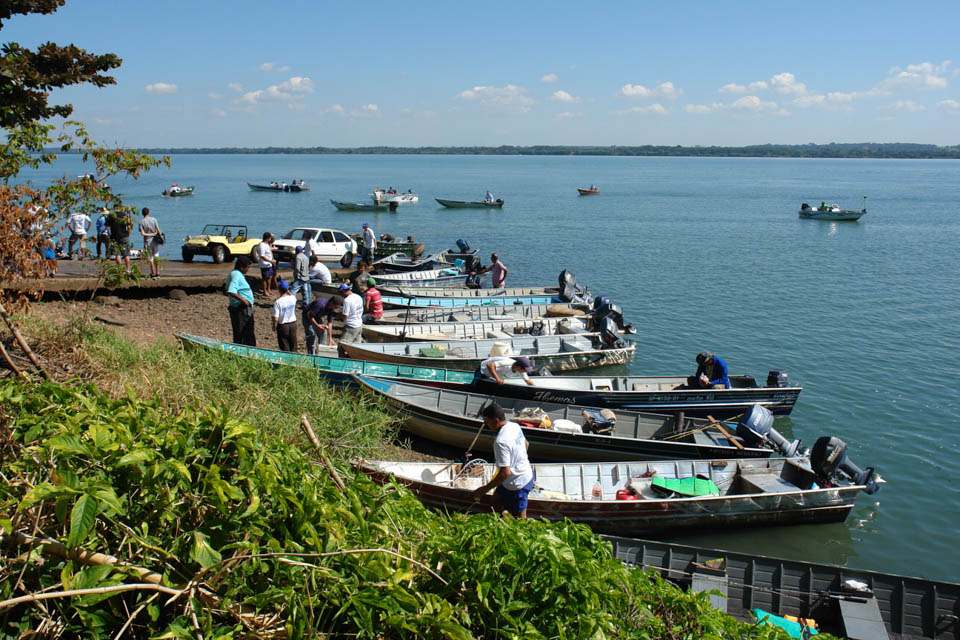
[258,232,277,296]
[472,403,535,518]
[307,255,332,285]
[475,355,536,386]
[271,280,298,351]
[360,222,376,264]
[338,283,364,343]
[65,210,92,260]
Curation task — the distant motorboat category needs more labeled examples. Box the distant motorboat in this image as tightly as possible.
[331,199,398,212]
[799,197,867,221]
[162,185,194,197]
[373,190,418,204]
[249,182,309,192]
[436,197,504,209]
[577,186,600,195]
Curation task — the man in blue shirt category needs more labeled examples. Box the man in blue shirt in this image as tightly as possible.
[689,351,730,389]
[225,257,256,346]
[95,209,110,258]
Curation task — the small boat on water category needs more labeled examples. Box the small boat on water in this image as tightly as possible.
[332,199,398,212]
[379,294,559,310]
[354,374,779,461]
[377,303,589,325]
[577,187,600,195]
[362,315,597,342]
[436,198,504,209]
[377,285,562,299]
[373,270,469,288]
[798,197,867,221]
[373,190,418,204]
[604,536,951,640]
[472,371,802,418]
[248,182,309,192]
[338,334,635,373]
[355,446,880,535]
[162,185,194,197]
[174,333,474,388]
[374,252,456,273]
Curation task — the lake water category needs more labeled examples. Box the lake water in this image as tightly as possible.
[22,154,960,582]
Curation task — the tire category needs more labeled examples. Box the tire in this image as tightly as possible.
[181,248,194,263]
[212,245,226,264]
[340,251,354,268]
[250,246,260,260]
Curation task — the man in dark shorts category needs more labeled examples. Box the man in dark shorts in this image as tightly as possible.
[303,295,343,354]
[106,208,133,273]
[471,403,535,518]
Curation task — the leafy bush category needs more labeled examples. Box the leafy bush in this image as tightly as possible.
[0,378,800,639]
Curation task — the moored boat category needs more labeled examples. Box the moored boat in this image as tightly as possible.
[354,374,777,461]
[377,303,589,325]
[174,333,474,388]
[377,285,562,299]
[373,190,418,204]
[373,271,470,288]
[378,294,564,310]
[798,198,867,221]
[355,451,878,535]
[472,371,802,418]
[436,197,504,209]
[605,536,951,640]
[374,252,456,273]
[338,334,635,373]
[362,315,597,342]
[331,199,398,212]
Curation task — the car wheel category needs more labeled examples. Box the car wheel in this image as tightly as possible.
[212,245,226,264]
[340,251,354,268]
[181,248,194,263]
[250,246,259,259]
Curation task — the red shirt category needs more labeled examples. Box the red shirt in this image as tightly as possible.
[365,287,383,318]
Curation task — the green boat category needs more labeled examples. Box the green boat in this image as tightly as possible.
[175,333,475,388]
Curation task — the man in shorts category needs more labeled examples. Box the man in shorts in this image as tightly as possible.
[107,208,133,273]
[258,232,277,296]
[65,209,92,260]
[138,207,161,279]
[471,403,535,518]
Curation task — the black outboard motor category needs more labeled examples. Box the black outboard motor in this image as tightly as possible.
[801,203,811,211]
[766,370,789,388]
[590,302,636,334]
[810,436,880,495]
[558,270,578,301]
[593,295,611,312]
[599,317,627,349]
[465,272,483,289]
[456,239,471,253]
[735,404,801,457]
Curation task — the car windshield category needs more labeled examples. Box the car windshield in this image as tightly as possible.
[201,224,245,236]
[282,228,316,241]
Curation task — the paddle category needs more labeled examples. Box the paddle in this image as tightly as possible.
[705,414,745,450]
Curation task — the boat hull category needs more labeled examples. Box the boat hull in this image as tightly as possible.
[577,188,600,195]
[248,183,309,192]
[361,316,594,342]
[472,377,801,418]
[379,295,563,309]
[798,209,866,221]
[435,198,504,208]
[162,186,194,197]
[377,304,588,324]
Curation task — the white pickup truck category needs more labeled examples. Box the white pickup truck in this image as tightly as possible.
[272,227,358,267]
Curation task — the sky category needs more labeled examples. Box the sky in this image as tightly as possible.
[6,0,960,148]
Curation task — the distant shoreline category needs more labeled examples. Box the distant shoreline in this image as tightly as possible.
[52,143,960,159]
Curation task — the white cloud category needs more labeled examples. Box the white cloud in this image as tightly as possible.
[620,81,683,99]
[882,100,927,112]
[551,90,581,104]
[683,95,779,114]
[257,62,291,72]
[878,61,950,91]
[213,108,227,118]
[554,111,581,119]
[326,104,345,114]
[278,76,314,93]
[770,72,806,95]
[541,73,558,83]
[614,103,669,116]
[937,99,960,114]
[145,82,177,95]
[361,104,378,113]
[208,92,222,100]
[791,93,854,111]
[719,80,768,94]
[456,85,535,111]
[228,83,243,93]
[237,77,314,106]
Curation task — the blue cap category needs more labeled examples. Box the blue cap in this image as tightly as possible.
[277,279,290,291]
[338,283,351,291]
[362,222,369,227]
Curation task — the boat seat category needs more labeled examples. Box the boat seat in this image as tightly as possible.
[739,473,797,494]
[485,330,512,339]
[838,594,887,639]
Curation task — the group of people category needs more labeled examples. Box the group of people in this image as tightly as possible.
[270,179,307,190]
[58,206,163,278]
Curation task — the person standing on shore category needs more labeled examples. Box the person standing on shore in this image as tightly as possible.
[479,253,509,288]
[106,207,133,273]
[65,209,91,260]
[289,245,311,307]
[471,403,535,519]
[225,257,256,346]
[360,222,376,264]
[272,280,298,352]
[138,207,161,279]
[338,283,364,343]
[95,208,110,259]
[258,232,278,297]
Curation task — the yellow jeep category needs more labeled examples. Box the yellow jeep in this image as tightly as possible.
[181,224,260,264]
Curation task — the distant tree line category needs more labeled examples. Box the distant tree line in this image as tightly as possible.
[56,142,960,159]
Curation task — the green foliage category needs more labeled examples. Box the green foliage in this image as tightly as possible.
[0,376,811,639]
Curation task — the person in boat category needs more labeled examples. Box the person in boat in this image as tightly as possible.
[686,351,730,389]
[474,345,536,386]
[477,253,508,288]
[359,277,383,325]
[471,403,535,519]
[307,255,331,285]
[484,190,494,203]
[373,188,382,204]
[819,201,827,212]
[380,233,396,243]
[590,184,597,190]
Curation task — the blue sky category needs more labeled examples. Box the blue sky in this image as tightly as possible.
[7,0,960,147]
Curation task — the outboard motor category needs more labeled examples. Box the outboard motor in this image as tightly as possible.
[810,436,880,495]
[591,302,636,334]
[465,272,483,289]
[388,201,399,212]
[456,239,471,253]
[800,203,811,211]
[593,295,611,312]
[599,317,626,349]
[558,270,578,302]
[735,404,801,457]
[766,370,789,388]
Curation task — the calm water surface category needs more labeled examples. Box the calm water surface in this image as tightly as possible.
[24,154,960,581]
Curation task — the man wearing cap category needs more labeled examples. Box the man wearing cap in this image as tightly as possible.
[338,283,364,343]
[359,277,382,324]
[474,349,537,386]
[272,280,298,352]
[304,294,343,354]
[288,245,312,307]
[359,222,376,264]
[472,403,535,519]
[687,351,730,389]
[95,208,110,259]
[225,257,256,346]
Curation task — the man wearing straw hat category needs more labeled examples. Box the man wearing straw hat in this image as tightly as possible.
[472,403,535,518]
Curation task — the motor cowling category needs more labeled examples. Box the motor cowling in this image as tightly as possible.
[558,270,580,302]
[456,239,470,253]
[599,317,626,349]
[810,436,880,494]
[735,404,801,457]
[767,370,789,388]
[590,302,635,333]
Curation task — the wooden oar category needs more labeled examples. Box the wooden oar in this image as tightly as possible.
[705,414,745,450]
